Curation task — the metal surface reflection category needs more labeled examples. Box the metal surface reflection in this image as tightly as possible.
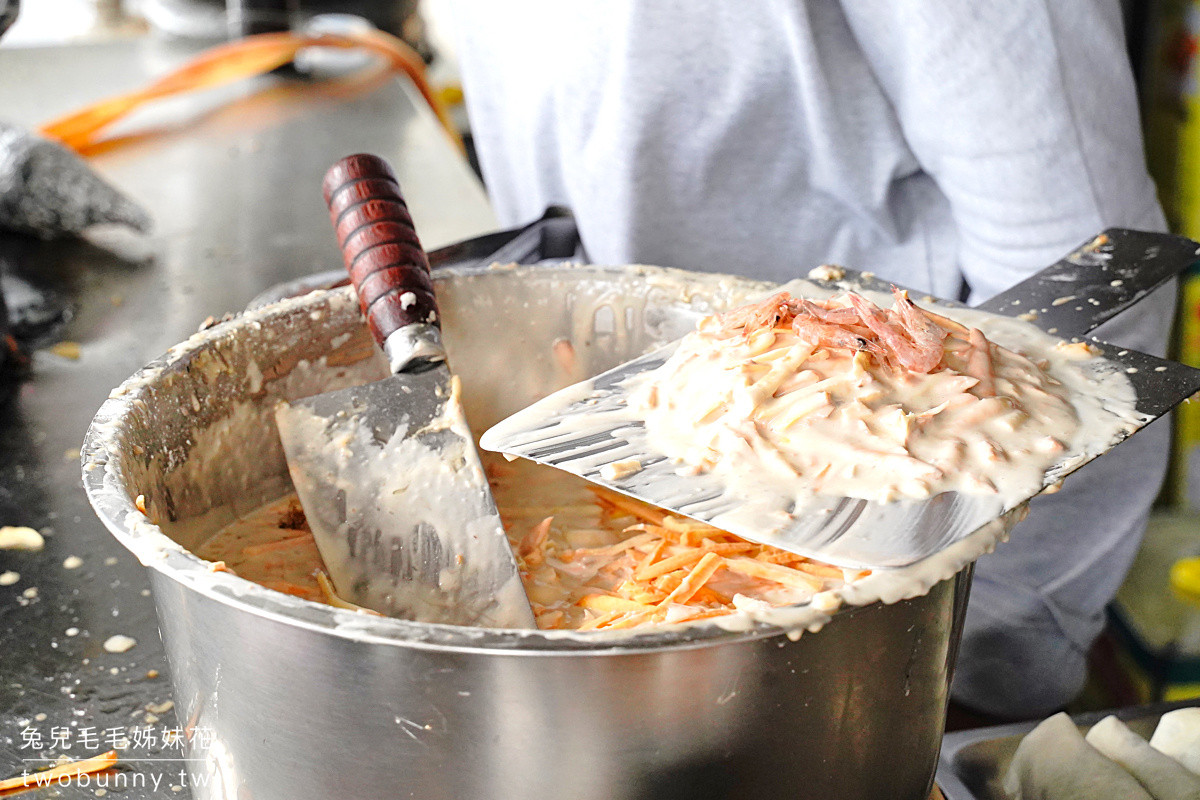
[0,37,493,798]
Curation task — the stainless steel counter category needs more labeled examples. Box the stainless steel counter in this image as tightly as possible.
[0,36,496,797]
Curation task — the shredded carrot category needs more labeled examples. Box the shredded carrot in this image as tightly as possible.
[921,307,970,335]
[535,608,566,629]
[659,552,725,606]
[680,528,720,546]
[519,516,553,557]
[577,610,622,631]
[602,610,657,630]
[559,532,659,562]
[653,571,688,594]
[624,587,668,605]
[209,454,864,633]
[691,586,733,605]
[635,538,668,574]
[635,542,752,581]
[789,561,846,579]
[967,328,997,398]
[756,549,808,565]
[663,607,737,624]
[723,557,825,590]
[578,594,655,614]
[587,486,667,526]
[635,549,708,581]
[259,580,317,598]
[314,571,382,615]
[0,750,118,792]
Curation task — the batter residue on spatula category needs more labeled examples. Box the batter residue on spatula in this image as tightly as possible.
[631,289,1103,504]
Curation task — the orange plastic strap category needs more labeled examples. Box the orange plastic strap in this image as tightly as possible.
[0,750,119,793]
[38,30,462,155]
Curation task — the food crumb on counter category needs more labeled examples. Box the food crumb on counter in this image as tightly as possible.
[0,570,19,585]
[806,264,845,282]
[1054,340,1102,359]
[62,555,83,570]
[102,634,137,654]
[0,526,45,551]
[49,341,81,360]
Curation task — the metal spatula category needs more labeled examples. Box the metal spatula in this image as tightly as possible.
[275,154,534,628]
[480,229,1200,570]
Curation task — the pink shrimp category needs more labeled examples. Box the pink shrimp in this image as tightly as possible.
[890,287,949,351]
[792,316,884,355]
[713,292,802,335]
[965,328,997,397]
[847,293,942,373]
[798,298,861,326]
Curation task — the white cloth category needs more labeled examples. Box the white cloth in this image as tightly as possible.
[1085,716,1200,800]
[447,0,1174,716]
[1005,713,1154,800]
[1151,709,1200,776]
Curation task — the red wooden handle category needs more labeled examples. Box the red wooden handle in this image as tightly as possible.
[322,154,438,346]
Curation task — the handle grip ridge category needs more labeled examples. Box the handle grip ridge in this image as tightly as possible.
[322,154,440,349]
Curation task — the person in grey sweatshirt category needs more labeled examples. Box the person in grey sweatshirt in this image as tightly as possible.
[444,0,1173,721]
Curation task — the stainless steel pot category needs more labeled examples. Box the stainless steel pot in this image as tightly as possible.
[83,263,976,800]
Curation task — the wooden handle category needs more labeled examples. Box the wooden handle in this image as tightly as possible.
[322,154,438,347]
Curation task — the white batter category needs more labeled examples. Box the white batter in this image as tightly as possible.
[632,288,1132,507]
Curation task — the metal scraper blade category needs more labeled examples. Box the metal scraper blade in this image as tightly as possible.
[276,364,534,627]
[482,229,1200,569]
[977,228,1200,334]
[481,339,1200,571]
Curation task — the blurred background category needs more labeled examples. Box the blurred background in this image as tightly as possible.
[4,0,1200,715]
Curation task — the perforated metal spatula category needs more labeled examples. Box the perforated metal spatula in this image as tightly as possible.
[481,229,1200,570]
[275,154,534,628]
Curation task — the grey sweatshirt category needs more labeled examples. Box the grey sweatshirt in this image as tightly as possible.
[448,0,1174,717]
